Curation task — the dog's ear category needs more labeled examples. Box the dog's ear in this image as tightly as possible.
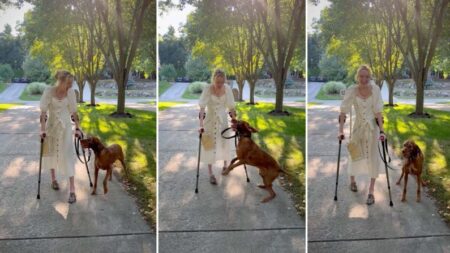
[243,122,258,133]
[249,126,258,133]
[412,142,421,158]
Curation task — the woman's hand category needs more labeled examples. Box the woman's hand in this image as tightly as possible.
[338,132,345,141]
[75,128,83,138]
[198,127,204,134]
[379,131,386,141]
[40,130,46,139]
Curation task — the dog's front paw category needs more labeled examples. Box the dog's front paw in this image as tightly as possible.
[396,181,401,186]
[91,190,97,195]
[221,170,229,176]
[104,187,108,194]
[416,197,421,202]
[401,198,406,202]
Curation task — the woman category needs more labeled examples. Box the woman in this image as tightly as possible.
[40,70,82,204]
[338,64,385,205]
[198,69,236,185]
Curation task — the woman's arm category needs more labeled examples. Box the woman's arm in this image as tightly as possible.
[338,113,346,139]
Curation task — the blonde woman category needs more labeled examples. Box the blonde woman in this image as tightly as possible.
[338,65,386,205]
[198,69,236,185]
[40,70,82,204]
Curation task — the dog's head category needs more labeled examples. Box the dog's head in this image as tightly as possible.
[234,120,258,137]
[80,136,102,151]
[402,140,421,160]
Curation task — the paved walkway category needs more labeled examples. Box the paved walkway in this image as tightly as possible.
[307,104,450,253]
[0,83,27,101]
[0,105,155,253]
[158,105,305,253]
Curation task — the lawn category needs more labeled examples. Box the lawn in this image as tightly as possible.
[0,82,7,93]
[0,103,21,112]
[236,102,305,216]
[158,101,186,111]
[159,80,171,97]
[315,87,343,100]
[78,105,157,227]
[384,104,450,223]
[19,88,42,101]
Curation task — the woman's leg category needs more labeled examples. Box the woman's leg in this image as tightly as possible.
[350,175,356,184]
[208,164,213,176]
[368,178,376,194]
[69,176,75,193]
[223,160,228,168]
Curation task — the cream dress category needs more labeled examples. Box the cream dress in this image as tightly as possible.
[199,84,235,164]
[340,83,384,178]
[40,87,78,180]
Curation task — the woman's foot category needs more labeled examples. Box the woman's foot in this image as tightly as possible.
[209,175,217,185]
[51,181,59,191]
[350,182,358,192]
[68,192,76,204]
[366,194,375,205]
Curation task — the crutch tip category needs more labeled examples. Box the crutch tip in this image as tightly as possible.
[90,183,93,187]
[246,178,250,183]
[37,195,40,199]
[195,189,198,194]
[390,201,393,207]
[334,196,337,201]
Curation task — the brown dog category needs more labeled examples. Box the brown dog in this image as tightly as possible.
[396,140,425,202]
[222,120,283,203]
[80,136,128,195]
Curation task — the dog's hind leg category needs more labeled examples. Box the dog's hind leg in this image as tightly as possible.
[416,174,421,202]
[103,167,112,194]
[401,172,408,202]
[119,156,128,179]
[261,175,276,203]
[396,168,405,185]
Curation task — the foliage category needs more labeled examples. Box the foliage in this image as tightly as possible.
[188,81,207,94]
[25,82,48,95]
[159,64,177,81]
[184,56,210,81]
[322,81,346,95]
[22,55,50,82]
[0,24,26,72]
[159,26,188,76]
[0,64,14,82]
[318,54,347,81]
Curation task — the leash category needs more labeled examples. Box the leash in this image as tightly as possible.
[221,127,250,182]
[73,129,93,187]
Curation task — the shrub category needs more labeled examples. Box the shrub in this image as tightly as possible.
[0,64,14,82]
[185,56,210,82]
[26,82,48,95]
[322,81,346,95]
[188,81,208,94]
[22,55,51,82]
[159,64,177,81]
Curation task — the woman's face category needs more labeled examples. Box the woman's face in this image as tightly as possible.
[357,69,370,85]
[214,76,225,88]
[62,77,73,90]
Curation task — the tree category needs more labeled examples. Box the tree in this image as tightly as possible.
[185,56,210,81]
[76,0,153,117]
[22,55,50,82]
[246,0,305,114]
[0,64,14,82]
[0,24,26,73]
[159,26,188,76]
[159,64,177,81]
[379,0,449,116]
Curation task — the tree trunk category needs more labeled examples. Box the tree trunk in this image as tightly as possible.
[273,69,287,114]
[414,74,425,115]
[114,68,128,116]
[388,80,395,106]
[248,80,256,105]
[89,80,97,106]
[78,80,85,103]
[237,78,245,102]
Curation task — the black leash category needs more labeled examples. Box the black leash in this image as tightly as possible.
[377,138,396,170]
[73,130,93,187]
[221,127,250,182]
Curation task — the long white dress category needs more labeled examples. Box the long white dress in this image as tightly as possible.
[40,87,78,180]
[199,84,235,164]
[340,84,384,178]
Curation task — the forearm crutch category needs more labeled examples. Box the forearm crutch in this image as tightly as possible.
[37,136,44,199]
[334,114,345,201]
[195,132,202,194]
[382,138,394,207]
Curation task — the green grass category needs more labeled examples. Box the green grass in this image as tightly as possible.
[315,86,343,100]
[307,102,323,106]
[182,83,201,99]
[19,88,42,101]
[384,104,450,223]
[78,105,157,227]
[235,102,305,216]
[0,82,7,93]
[0,103,21,112]
[158,101,187,111]
[159,80,171,97]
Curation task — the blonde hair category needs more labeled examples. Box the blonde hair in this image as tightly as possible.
[354,64,372,83]
[211,69,227,84]
[54,70,73,86]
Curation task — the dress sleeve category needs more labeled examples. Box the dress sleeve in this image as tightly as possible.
[225,85,235,111]
[68,88,78,113]
[372,84,384,114]
[40,87,51,113]
[198,84,211,109]
[340,86,354,114]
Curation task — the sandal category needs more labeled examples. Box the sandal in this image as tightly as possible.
[51,181,60,191]
[68,192,77,204]
[350,182,358,192]
[366,194,375,205]
[209,175,217,185]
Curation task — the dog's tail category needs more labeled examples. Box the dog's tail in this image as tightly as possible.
[120,158,130,179]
